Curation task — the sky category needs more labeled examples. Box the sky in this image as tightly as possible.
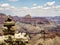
[0,0,60,17]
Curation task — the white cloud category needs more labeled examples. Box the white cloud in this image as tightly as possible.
[33,4,37,6]
[0,3,16,10]
[31,6,43,9]
[44,1,55,6]
[9,0,18,2]
[0,8,3,10]
[1,3,10,7]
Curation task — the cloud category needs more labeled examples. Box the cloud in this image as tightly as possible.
[44,1,55,6]
[0,1,60,17]
[0,3,16,10]
[33,4,37,6]
[1,3,10,7]
[9,0,18,2]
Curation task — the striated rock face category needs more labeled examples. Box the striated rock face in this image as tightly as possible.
[0,13,7,24]
[15,21,60,45]
[0,13,50,24]
[21,16,50,24]
[47,16,60,24]
[34,36,60,45]
[24,14,32,19]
